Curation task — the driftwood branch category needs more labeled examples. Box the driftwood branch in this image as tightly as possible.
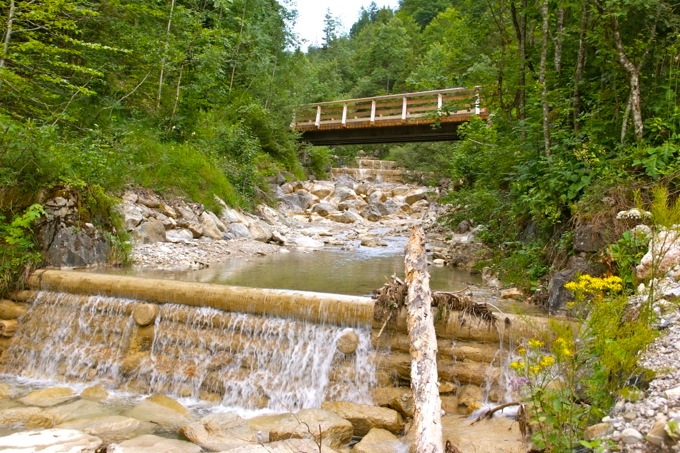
[405,226,443,453]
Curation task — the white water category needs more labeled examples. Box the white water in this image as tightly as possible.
[1,291,376,412]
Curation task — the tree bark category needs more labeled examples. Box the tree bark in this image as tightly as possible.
[157,0,176,109]
[405,226,443,453]
[1,0,16,68]
[510,0,527,137]
[553,6,565,72]
[611,14,643,140]
[540,0,551,155]
[573,0,589,132]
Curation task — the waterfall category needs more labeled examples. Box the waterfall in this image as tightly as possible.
[0,291,376,411]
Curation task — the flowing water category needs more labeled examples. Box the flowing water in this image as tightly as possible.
[1,291,375,413]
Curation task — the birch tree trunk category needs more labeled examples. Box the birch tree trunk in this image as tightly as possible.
[611,14,644,141]
[573,0,589,132]
[1,0,16,68]
[157,0,176,109]
[540,0,551,155]
[510,0,527,138]
[405,226,443,453]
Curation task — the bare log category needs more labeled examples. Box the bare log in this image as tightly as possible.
[405,226,443,453]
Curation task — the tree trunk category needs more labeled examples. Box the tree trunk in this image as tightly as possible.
[1,0,16,68]
[540,0,551,155]
[553,6,565,72]
[573,0,589,132]
[157,0,176,109]
[405,226,443,453]
[611,14,643,140]
[510,0,527,137]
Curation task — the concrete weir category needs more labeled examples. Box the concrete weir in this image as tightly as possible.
[27,270,374,326]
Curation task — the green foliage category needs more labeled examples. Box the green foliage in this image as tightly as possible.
[0,204,45,297]
[606,229,649,289]
[511,275,657,451]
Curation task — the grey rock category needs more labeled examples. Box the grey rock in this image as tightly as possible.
[44,226,110,267]
[312,202,337,217]
[132,220,166,244]
[165,229,193,243]
[0,428,102,453]
[229,223,252,239]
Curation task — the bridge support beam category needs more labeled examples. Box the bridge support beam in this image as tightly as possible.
[300,121,464,146]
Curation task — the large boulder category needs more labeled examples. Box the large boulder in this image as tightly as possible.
[637,227,680,280]
[321,401,404,437]
[312,202,337,217]
[179,413,257,451]
[44,225,110,267]
[0,428,103,453]
[19,387,76,407]
[404,189,429,205]
[229,223,252,239]
[27,400,112,429]
[328,211,362,224]
[199,212,225,240]
[248,219,273,242]
[309,182,334,199]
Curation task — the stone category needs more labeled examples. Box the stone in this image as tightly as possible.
[295,190,319,210]
[133,220,166,244]
[584,422,612,441]
[404,189,429,205]
[0,319,16,337]
[376,199,401,216]
[227,438,337,453]
[0,407,42,426]
[637,227,680,279]
[331,187,360,203]
[229,223,252,239]
[321,401,404,437]
[352,428,403,453]
[288,236,324,249]
[180,413,257,451]
[136,192,162,209]
[368,191,387,204]
[58,415,155,443]
[44,226,110,267]
[328,211,362,224]
[338,199,367,211]
[310,182,334,199]
[133,304,159,327]
[259,409,353,450]
[500,288,523,301]
[19,387,76,407]
[81,385,109,401]
[457,385,484,415]
[387,392,415,419]
[647,420,671,447]
[28,399,111,428]
[360,236,387,247]
[573,223,605,253]
[185,222,204,238]
[435,415,525,453]
[361,205,382,222]
[165,228,194,243]
[0,299,28,319]
[621,427,643,444]
[337,330,360,354]
[122,191,138,203]
[312,202,337,217]
[199,212,224,240]
[432,258,445,266]
[121,203,144,230]
[248,220,273,242]
[107,434,201,453]
[0,428,103,453]
[123,394,191,431]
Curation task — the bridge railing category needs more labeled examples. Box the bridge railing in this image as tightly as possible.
[293,87,485,130]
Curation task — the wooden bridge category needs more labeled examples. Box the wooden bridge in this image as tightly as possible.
[292,87,488,146]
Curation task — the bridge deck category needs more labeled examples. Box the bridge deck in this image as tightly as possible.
[293,87,488,145]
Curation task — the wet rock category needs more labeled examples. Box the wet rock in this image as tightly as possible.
[19,387,76,407]
[387,392,415,419]
[124,394,191,431]
[81,386,109,401]
[132,220,166,244]
[0,300,27,320]
[0,320,16,337]
[288,236,324,249]
[58,415,155,444]
[180,413,257,451]
[107,434,201,453]
[0,429,103,452]
[227,438,337,453]
[0,407,42,426]
[436,416,525,453]
[500,288,523,301]
[256,409,353,450]
[133,304,159,327]
[28,400,112,428]
[337,330,360,354]
[321,401,404,437]
[360,236,387,247]
[352,428,403,453]
[457,385,484,415]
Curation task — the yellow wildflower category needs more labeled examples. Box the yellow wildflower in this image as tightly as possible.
[517,347,526,355]
[528,338,545,349]
[540,356,555,367]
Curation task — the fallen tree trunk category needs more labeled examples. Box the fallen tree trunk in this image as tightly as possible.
[405,226,443,453]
